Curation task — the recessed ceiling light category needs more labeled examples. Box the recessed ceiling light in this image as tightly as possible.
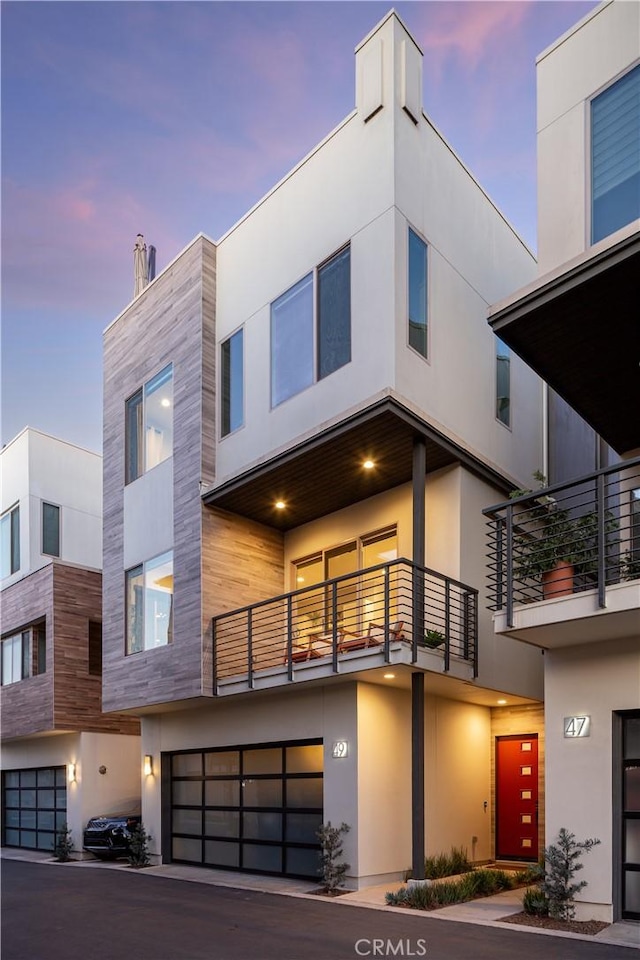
[383,672,395,680]
[497,699,508,705]
[161,398,171,408]
[363,459,375,470]
[296,576,304,583]
[275,500,286,510]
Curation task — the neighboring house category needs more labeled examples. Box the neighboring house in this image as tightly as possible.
[485,0,639,923]
[1,427,141,856]
[102,10,553,887]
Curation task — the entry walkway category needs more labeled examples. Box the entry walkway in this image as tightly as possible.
[2,848,638,950]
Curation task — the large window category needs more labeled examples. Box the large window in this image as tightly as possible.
[271,246,350,407]
[496,337,511,427]
[1,624,45,686]
[42,502,60,558]
[408,228,428,358]
[1,504,20,578]
[221,329,244,437]
[591,64,640,244]
[125,364,173,483]
[126,551,173,654]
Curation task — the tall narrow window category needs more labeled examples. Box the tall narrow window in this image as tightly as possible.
[317,246,351,380]
[1,631,30,685]
[35,624,47,676]
[42,503,60,558]
[125,389,143,484]
[408,228,428,358]
[88,621,102,676]
[1,505,20,578]
[496,337,511,427]
[125,364,173,483]
[144,365,173,471]
[126,551,173,654]
[631,489,640,565]
[591,64,640,244]
[221,329,244,437]
[271,274,314,407]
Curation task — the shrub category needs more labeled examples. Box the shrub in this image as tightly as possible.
[539,827,600,921]
[127,822,152,868]
[424,845,472,879]
[317,821,350,894]
[54,823,74,862]
[523,887,549,916]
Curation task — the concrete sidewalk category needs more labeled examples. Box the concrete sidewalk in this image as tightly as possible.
[3,849,638,950]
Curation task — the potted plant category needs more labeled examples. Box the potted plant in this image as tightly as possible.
[423,629,445,649]
[510,472,617,599]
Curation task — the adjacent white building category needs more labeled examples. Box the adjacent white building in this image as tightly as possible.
[1,428,140,856]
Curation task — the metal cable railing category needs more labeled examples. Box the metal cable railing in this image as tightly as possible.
[211,559,478,693]
[484,458,640,627]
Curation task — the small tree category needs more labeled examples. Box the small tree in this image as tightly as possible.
[127,822,152,869]
[539,827,600,920]
[317,821,350,894]
[54,822,74,862]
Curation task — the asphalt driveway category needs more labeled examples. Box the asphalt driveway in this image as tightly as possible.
[2,860,637,960]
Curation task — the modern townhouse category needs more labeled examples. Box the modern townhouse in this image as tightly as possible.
[1,427,140,855]
[485,0,639,923]
[102,10,558,887]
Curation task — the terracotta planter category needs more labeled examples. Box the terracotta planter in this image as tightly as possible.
[542,560,575,599]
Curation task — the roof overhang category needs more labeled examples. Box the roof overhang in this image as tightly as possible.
[202,398,511,531]
[489,229,640,455]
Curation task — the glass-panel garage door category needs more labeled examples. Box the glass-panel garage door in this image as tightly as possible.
[169,740,322,879]
[2,767,67,851]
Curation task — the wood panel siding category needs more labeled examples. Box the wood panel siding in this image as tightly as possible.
[491,704,545,860]
[1,563,138,740]
[201,507,285,689]
[103,236,218,712]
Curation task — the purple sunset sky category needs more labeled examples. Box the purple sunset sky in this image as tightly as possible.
[1,0,598,452]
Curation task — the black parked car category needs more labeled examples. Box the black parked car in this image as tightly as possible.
[83,813,141,859]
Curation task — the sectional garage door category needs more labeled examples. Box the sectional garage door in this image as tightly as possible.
[2,766,67,851]
[167,739,323,879]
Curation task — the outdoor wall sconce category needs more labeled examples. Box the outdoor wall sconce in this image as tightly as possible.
[68,762,77,783]
[144,755,154,777]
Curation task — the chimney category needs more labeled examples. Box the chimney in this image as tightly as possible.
[133,233,148,298]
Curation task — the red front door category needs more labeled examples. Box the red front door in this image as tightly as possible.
[496,735,538,860]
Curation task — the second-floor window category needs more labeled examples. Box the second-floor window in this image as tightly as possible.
[125,364,173,484]
[408,228,428,359]
[1,504,20,578]
[221,329,244,437]
[271,245,351,407]
[496,337,511,428]
[126,551,174,654]
[42,502,60,558]
[591,63,640,245]
[1,623,46,686]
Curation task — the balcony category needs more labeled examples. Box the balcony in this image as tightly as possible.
[484,458,640,648]
[211,559,478,695]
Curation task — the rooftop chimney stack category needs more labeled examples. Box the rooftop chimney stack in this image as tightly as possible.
[133,233,148,298]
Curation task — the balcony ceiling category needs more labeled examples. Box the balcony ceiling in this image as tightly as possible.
[489,230,640,456]
[203,398,510,531]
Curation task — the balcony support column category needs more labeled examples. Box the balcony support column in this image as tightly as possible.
[411,438,426,880]
[411,670,425,880]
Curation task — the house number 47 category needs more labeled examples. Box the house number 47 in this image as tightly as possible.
[564,716,591,738]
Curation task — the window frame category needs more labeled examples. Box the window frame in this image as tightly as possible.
[270,244,351,409]
[1,503,20,578]
[1,622,45,686]
[125,363,173,484]
[495,336,511,430]
[589,61,640,247]
[125,550,174,655]
[407,226,429,361]
[42,501,61,558]
[220,328,245,438]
